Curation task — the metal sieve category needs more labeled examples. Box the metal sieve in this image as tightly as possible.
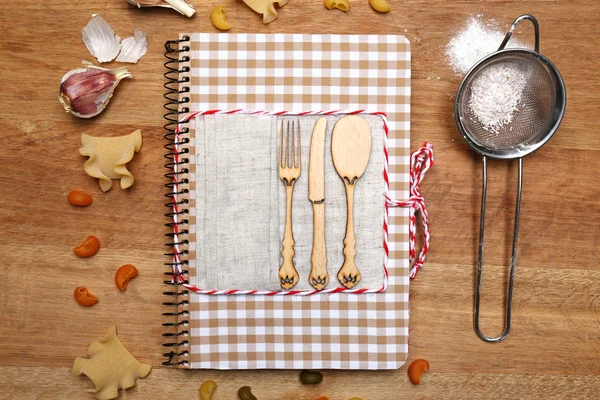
[454,15,566,343]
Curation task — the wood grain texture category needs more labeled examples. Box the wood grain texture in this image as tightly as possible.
[0,0,598,399]
[310,202,328,289]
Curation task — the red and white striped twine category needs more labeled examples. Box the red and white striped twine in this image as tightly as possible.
[168,109,433,295]
[385,142,434,278]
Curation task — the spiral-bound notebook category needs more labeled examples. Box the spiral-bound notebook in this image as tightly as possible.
[163,33,412,370]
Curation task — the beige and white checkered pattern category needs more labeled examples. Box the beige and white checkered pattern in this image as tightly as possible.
[177,33,410,369]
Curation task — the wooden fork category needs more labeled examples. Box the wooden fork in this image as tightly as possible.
[278,120,301,290]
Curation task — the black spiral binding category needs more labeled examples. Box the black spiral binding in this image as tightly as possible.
[162,36,191,367]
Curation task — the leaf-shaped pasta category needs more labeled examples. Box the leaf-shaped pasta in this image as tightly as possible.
[73,326,151,400]
[242,0,289,24]
[79,130,142,192]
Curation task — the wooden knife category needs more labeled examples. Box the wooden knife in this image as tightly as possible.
[308,117,328,290]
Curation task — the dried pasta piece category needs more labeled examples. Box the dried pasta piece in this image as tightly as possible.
[368,0,391,13]
[211,6,231,31]
[74,286,99,306]
[73,325,151,400]
[242,0,289,24]
[324,0,349,11]
[79,130,142,192]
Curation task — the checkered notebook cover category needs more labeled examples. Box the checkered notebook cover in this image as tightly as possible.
[163,33,411,370]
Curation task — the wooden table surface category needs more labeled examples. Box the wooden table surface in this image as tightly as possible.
[1,0,599,399]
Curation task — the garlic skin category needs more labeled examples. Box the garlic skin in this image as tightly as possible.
[125,0,196,18]
[59,66,132,118]
[82,15,121,63]
[116,29,148,63]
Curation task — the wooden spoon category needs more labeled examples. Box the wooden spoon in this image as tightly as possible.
[331,116,372,288]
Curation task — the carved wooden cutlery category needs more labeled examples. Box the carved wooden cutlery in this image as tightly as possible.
[278,120,301,290]
[278,116,372,290]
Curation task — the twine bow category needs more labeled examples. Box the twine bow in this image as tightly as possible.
[386,142,434,278]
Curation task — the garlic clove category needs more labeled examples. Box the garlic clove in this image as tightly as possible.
[125,0,196,18]
[82,14,121,63]
[59,66,132,118]
[116,29,148,63]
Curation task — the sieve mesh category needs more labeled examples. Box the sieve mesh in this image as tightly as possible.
[457,52,558,153]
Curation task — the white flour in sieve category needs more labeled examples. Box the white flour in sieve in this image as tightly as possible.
[468,63,528,133]
[447,16,529,132]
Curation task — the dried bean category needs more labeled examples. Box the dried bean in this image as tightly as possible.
[67,190,93,206]
[299,370,323,384]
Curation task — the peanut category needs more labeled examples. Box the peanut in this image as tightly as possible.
[316,397,329,400]
[74,286,98,306]
[199,380,217,400]
[67,190,93,206]
[115,264,139,291]
[73,235,100,257]
[299,370,323,384]
[408,359,430,384]
[238,386,257,400]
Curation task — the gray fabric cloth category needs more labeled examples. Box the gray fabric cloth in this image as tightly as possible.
[194,114,385,291]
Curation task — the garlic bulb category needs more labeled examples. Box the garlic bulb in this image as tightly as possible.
[59,66,132,118]
[126,0,196,18]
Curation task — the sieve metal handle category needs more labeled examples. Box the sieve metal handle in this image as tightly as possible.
[474,156,523,342]
[498,14,540,53]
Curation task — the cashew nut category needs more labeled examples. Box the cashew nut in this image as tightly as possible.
[369,0,391,13]
[211,6,231,31]
[324,0,349,11]
[73,235,100,257]
[408,358,430,384]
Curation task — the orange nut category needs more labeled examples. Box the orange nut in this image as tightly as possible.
[67,190,93,206]
[115,264,139,291]
[408,359,430,384]
[74,286,98,306]
[73,236,100,257]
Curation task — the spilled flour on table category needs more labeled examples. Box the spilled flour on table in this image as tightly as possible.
[447,15,530,133]
[446,15,527,75]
